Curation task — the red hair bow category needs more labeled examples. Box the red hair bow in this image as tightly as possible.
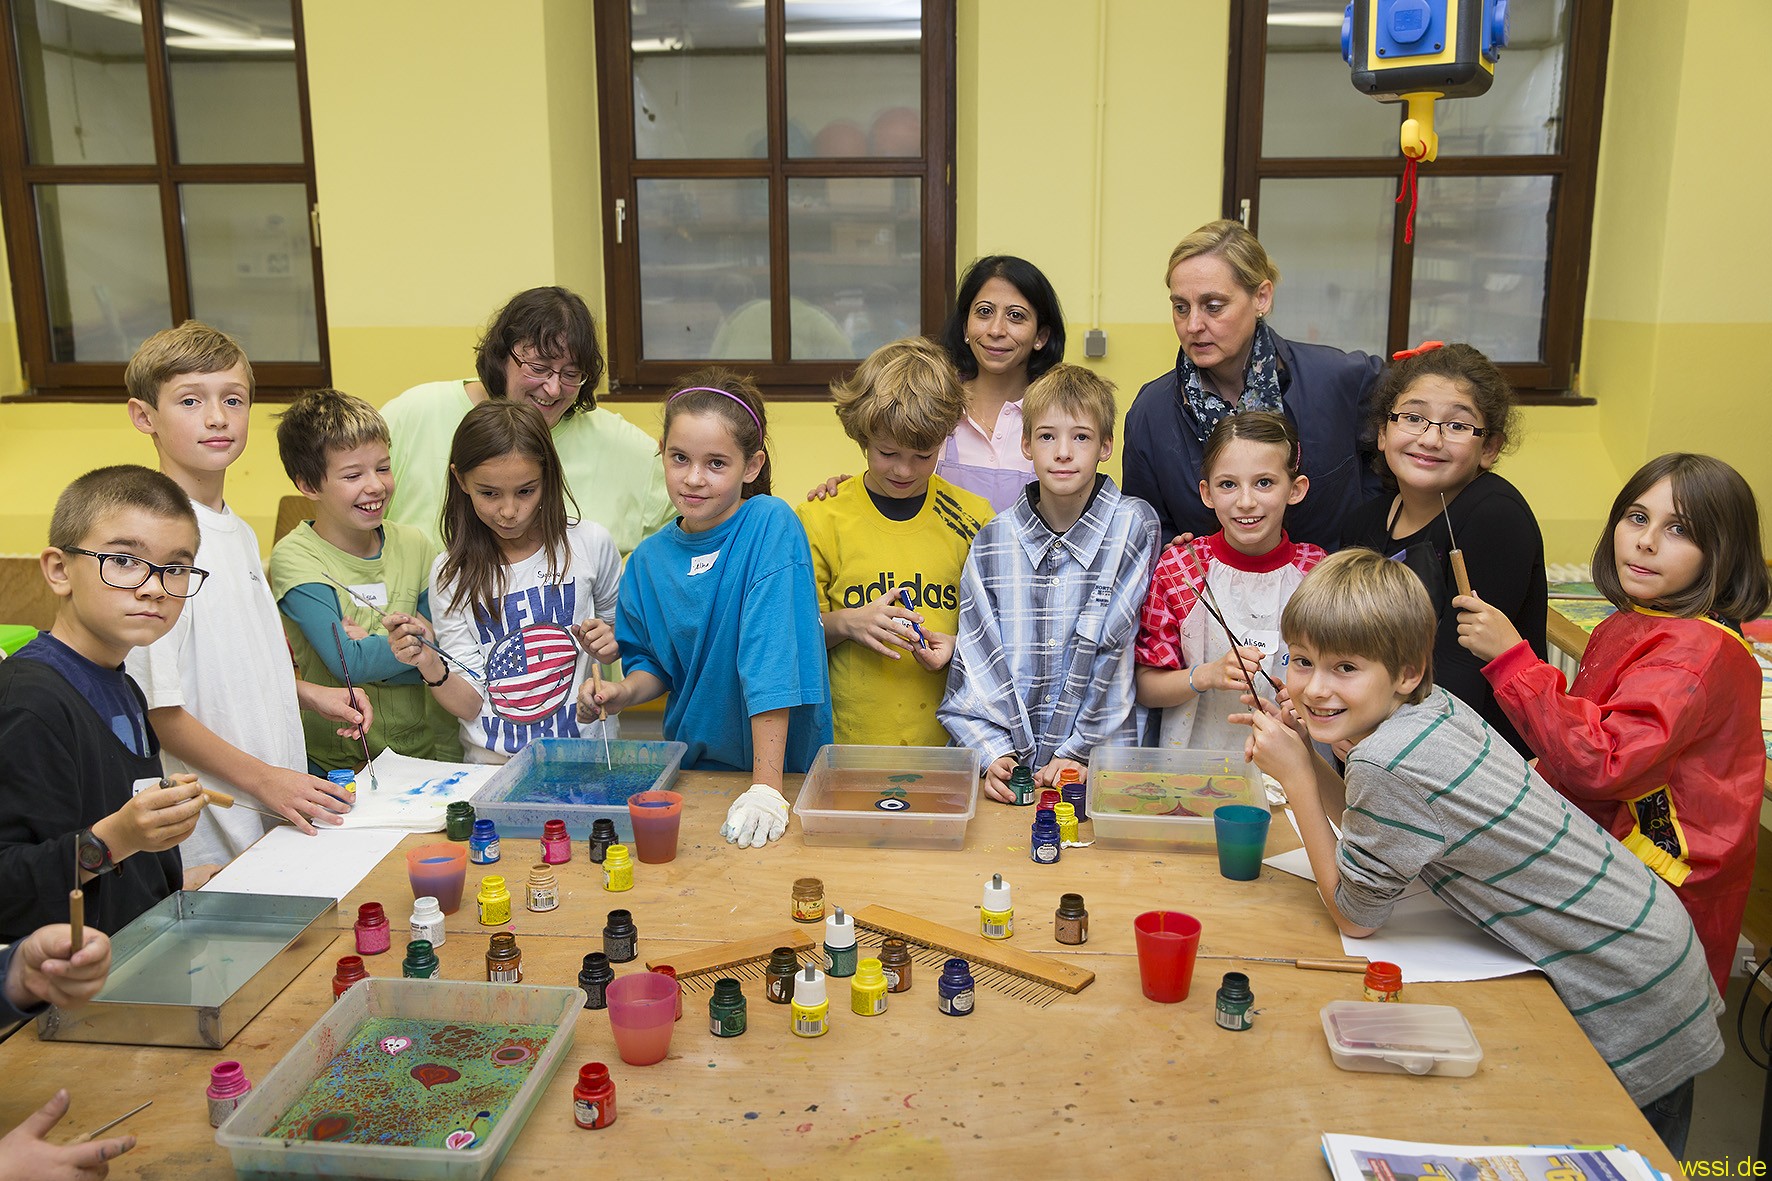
[1391,340,1445,361]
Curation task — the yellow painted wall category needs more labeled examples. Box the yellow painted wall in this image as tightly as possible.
[1,0,1768,563]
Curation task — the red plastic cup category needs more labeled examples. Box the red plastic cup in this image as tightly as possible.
[406,843,468,914]
[607,971,678,1065]
[1133,911,1202,1003]
[627,790,683,864]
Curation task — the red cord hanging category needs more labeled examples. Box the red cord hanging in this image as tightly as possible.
[1396,154,1420,244]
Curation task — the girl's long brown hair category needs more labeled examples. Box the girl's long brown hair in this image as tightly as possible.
[437,400,578,627]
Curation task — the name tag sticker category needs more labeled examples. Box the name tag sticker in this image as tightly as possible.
[689,551,721,577]
[349,582,389,610]
[131,776,163,797]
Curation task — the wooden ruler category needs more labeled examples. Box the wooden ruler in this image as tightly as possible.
[851,904,1094,995]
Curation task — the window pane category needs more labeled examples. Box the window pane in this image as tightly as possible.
[630,0,765,159]
[1408,175,1553,363]
[638,178,770,360]
[36,184,171,362]
[1256,178,1393,355]
[182,184,319,362]
[12,0,154,164]
[785,0,921,159]
[1263,0,1394,158]
[1435,0,1569,156]
[787,177,920,360]
[166,0,303,163]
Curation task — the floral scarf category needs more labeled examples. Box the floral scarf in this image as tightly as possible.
[1177,318,1285,442]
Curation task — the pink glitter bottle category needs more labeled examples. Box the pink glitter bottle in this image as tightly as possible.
[354,902,391,955]
[206,1060,252,1127]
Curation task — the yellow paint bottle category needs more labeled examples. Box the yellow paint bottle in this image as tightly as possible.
[980,873,1013,940]
[791,965,829,1037]
[603,844,634,892]
[1055,802,1079,845]
[475,875,511,926]
[850,957,888,1016]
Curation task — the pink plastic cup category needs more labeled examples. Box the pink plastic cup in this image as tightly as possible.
[627,790,683,864]
[1133,911,1202,1003]
[406,843,468,915]
[607,971,679,1065]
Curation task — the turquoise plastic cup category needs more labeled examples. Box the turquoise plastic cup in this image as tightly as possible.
[1213,805,1271,882]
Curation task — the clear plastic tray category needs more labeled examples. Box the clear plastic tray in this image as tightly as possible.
[1085,746,1265,851]
[1320,1000,1484,1077]
[793,744,980,849]
[470,737,687,840]
[216,979,582,1180]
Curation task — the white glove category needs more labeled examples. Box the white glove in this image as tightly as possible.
[721,784,789,848]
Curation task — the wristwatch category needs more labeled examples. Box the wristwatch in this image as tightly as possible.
[76,829,115,876]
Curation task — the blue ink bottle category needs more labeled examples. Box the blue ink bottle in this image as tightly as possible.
[326,768,357,796]
[938,958,975,1016]
[469,818,501,864]
[1030,808,1061,864]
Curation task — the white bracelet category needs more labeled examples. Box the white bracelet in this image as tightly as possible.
[1187,665,1201,694]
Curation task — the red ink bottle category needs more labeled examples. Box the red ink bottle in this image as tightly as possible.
[541,818,572,865]
[332,954,369,999]
[354,902,391,955]
[573,1062,616,1129]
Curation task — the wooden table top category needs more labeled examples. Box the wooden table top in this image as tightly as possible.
[0,771,1682,1177]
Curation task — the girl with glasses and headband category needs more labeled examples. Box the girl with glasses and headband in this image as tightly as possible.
[1341,341,1548,758]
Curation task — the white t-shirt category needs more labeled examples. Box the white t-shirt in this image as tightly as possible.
[126,501,306,865]
[429,520,623,763]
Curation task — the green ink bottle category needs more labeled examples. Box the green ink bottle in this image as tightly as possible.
[402,939,440,979]
[1008,765,1036,807]
[709,978,748,1037]
[445,801,475,842]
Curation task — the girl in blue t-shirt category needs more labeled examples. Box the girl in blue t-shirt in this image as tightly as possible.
[584,370,832,849]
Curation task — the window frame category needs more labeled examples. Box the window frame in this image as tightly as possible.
[0,0,328,401]
[1222,0,1612,401]
[593,0,956,402]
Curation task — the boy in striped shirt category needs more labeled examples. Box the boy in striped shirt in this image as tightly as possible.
[1237,549,1721,1156]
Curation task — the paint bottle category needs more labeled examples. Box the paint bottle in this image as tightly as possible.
[603,908,638,963]
[878,938,913,993]
[331,954,369,999]
[1037,788,1061,811]
[791,877,825,923]
[408,895,447,949]
[603,844,634,891]
[709,978,748,1037]
[326,768,357,795]
[765,947,799,1004]
[1007,764,1036,806]
[476,875,512,925]
[206,1060,252,1128]
[540,818,572,864]
[937,957,975,1016]
[445,800,476,842]
[1054,801,1079,845]
[980,873,1014,939]
[1362,961,1404,1003]
[577,952,614,1009]
[402,939,440,979]
[572,1062,616,1130]
[1057,765,1087,820]
[1030,808,1062,864]
[587,818,618,863]
[790,965,829,1038]
[1054,893,1089,945]
[353,902,391,955]
[469,818,501,864]
[823,905,857,977]
[486,931,522,982]
[850,957,888,1017]
[1215,972,1255,1031]
[526,864,559,912]
[652,965,683,1020]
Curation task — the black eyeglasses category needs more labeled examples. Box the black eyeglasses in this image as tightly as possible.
[62,547,209,598]
[1387,411,1488,441]
[510,351,589,389]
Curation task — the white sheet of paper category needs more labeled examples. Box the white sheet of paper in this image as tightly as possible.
[200,824,405,901]
[338,750,498,832]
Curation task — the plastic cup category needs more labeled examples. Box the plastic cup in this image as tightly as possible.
[607,971,679,1065]
[406,843,468,915]
[1133,911,1202,1003]
[1213,805,1272,882]
[627,790,684,864]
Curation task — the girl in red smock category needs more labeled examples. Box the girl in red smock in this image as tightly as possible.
[1454,453,1770,994]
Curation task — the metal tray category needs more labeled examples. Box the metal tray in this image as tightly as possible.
[37,890,337,1049]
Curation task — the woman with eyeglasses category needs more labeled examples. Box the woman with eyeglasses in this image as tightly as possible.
[382,287,674,557]
[1121,220,1384,550]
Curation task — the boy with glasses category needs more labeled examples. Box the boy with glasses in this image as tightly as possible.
[0,466,207,941]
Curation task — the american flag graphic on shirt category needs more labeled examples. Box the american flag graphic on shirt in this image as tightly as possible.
[484,622,579,724]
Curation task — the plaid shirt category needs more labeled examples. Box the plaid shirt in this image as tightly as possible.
[938,476,1159,766]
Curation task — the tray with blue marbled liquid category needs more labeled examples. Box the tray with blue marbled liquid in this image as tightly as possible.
[792,745,980,850]
[469,738,687,840]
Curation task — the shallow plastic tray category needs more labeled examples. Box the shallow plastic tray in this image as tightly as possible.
[793,744,980,850]
[216,979,582,1181]
[1085,745,1265,851]
[36,890,335,1049]
[1320,1000,1484,1077]
[470,737,687,840]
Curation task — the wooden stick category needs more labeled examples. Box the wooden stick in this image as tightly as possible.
[200,787,288,824]
[68,890,84,956]
[1441,493,1473,598]
[851,904,1095,994]
[1197,953,1368,973]
[1178,543,1284,698]
[590,660,611,770]
[72,1099,152,1144]
[643,927,817,978]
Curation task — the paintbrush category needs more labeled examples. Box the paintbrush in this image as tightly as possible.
[1197,954,1369,973]
[897,586,930,649]
[321,572,484,683]
[331,622,378,792]
[69,844,84,956]
[1441,492,1472,599]
[589,659,612,770]
[73,1099,152,1144]
[1178,544,1284,699]
[201,786,289,824]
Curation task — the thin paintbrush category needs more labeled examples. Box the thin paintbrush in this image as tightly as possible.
[1197,954,1369,973]
[1441,492,1473,598]
[321,572,484,683]
[589,659,612,770]
[1178,544,1284,699]
[331,622,379,792]
[73,1099,152,1144]
[69,844,84,956]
